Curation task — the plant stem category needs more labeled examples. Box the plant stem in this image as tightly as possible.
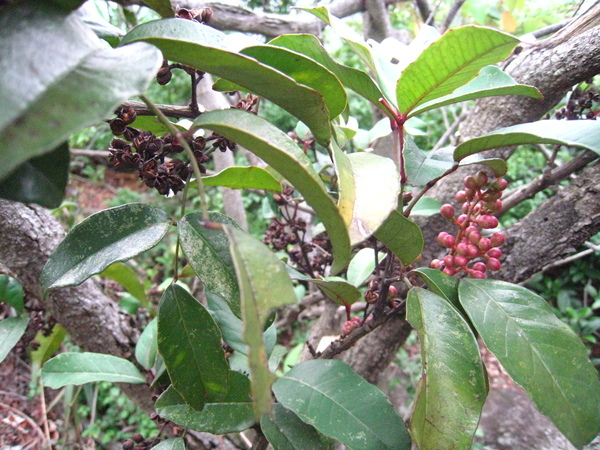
[404,164,459,217]
[140,94,209,221]
[173,174,192,280]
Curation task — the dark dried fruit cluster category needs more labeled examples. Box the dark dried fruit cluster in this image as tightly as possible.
[122,432,164,450]
[555,85,599,120]
[431,171,507,278]
[108,108,210,196]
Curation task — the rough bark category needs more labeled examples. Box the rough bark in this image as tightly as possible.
[0,199,154,414]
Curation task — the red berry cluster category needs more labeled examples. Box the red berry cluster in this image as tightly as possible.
[430,171,507,278]
[341,316,362,337]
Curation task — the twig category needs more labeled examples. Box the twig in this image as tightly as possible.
[531,19,572,39]
[440,0,466,33]
[539,247,596,272]
[404,164,460,216]
[39,378,52,446]
[0,402,47,445]
[119,100,201,119]
[500,150,598,214]
[432,111,467,151]
[413,0,434,25]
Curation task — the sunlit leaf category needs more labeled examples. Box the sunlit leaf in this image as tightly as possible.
[135,318,158,370]
[374,211,423,265]
[40,204,172,294]
[100,262,147,305]
[273,359,410,449]
[158,285,230,410]
[407,288,486,448]
[42,352,146,388]
[454,120,600,161]
[397,26,519,115]
[193,109,351,273]
[346,248,386,288]
[188,166,282,192]
[0,316,29,364]
[459,279,600,447]
[412,268,460,311]
[0,275,25,313]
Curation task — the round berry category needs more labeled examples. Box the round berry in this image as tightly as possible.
[471,270,486,279]
[443,267,456,276]
[487,258,502,271]
[478,237,492,252]
[467,244,480,257]
[490,232,505,247]
[437,231,450,245]
[443,255,455,267]
[455,255,468,267]
[440,204,455,219]
[478,215,498,229]
[468,230,482,244]
[464,176,477,190]
[455,191,467,202]
[473,262,487,273]
[475,171,489,188]
[430,259,443,269]
[496,178,508,190]
[456,242,469,256]
[461,202,470,213]
[487,247,502,258]
[456,214,468,225]
[387,285,398,300]
[442,234,456,248]
[465,225,478,236]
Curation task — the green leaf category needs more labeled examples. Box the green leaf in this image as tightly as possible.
[128,115,186,136]
[404,136,455,187]
[409,66,542,117]
[100,262,147,305]
[374,211,424,265]
[120,19,332,145]
[396,26,519,115]
[412,268,460,311]
[0,275,25,313]
[40,203,172,295]
[0,1,161,181]
[151,438,185,450]
[158,284,230,410]
[193,109,351,274]
[347,248,385,288]
[29,324,67,388]
[454,120,600,161]
[268,34,384,111]
[458,279,600,447]
[155,371,254,434]
[188,166,282,192]
[225,226,297,419]
[178,211,241,318]
[409,197,442,217]
[261,404,335,450]
[205,292,246,355]
[135,318,158,370]
[42,352,146,388]
[332,142,401,244]
[407,288,487,448]
[0,142,69,208]
[273,359,410,449]
[239,45,347,119]
[460,157,508,177]
[0,316,29,364]
[310,277,362,307]
[142,0,174,18]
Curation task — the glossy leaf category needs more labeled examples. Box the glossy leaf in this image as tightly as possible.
[205,292,246,355]
[42,352,145,388]
[310,277,362,307]
[29,324,67,388]
[0,316,29,364]
[135,318,158,370]
[0,142,69,208]
[158,284,230,410]
[407,288,487,448]
[152,438,185,450]
[460,157,508,177]
[412,268,460,311]
[193,109,351,273]
[273,359,410,449]
[269,34,384,111]
[409,197,443,217]
[188,166,282,192]
[155,371,254,434]
[346,248,385,288]
[374,211,424,265]
[454,119,600,161]
[0,1,161,181]
[142,0,174,18]
[0,275,25,313]
[404,137,455,187]
[409,66,542,117]
[100,262,147,305]
[396,26,519,115]
[261,404,334,450]
[332,141,401,244]
[40,203,172,294]
[225,226,297,419]
[239,45,347,119]
[120,19,332,145]
[178,211,241,317]
[459,279,600,447]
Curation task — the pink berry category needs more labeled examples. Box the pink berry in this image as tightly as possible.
[437,231,450,245]
[440,204,455,219]
[467,244,480,257]
[387,285,398,299]
[455,255,468,267]
[475,171,489,188]
[496,178,508,190]
[455,191,467,203]
[430,259,443,269]
[468,230,481,244]
[442,234,456,248]
[487,247,502,258]
[487,258,502,271]
[352,316,361,324]
[464,188,475,199]
[478,215,498,229]
[443,255,455,267]
[465,225,478,236]
[473,262,487,273]
[471,270,486,279]
[456,242,469,256]
[443,267,456,276]
[490,233,505,247]
[464,176,477,190]
[456,214,468,225]
[478,238,492,252]
[461,202,470,213]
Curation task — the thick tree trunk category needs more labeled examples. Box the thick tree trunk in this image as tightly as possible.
[0,200,154,414]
